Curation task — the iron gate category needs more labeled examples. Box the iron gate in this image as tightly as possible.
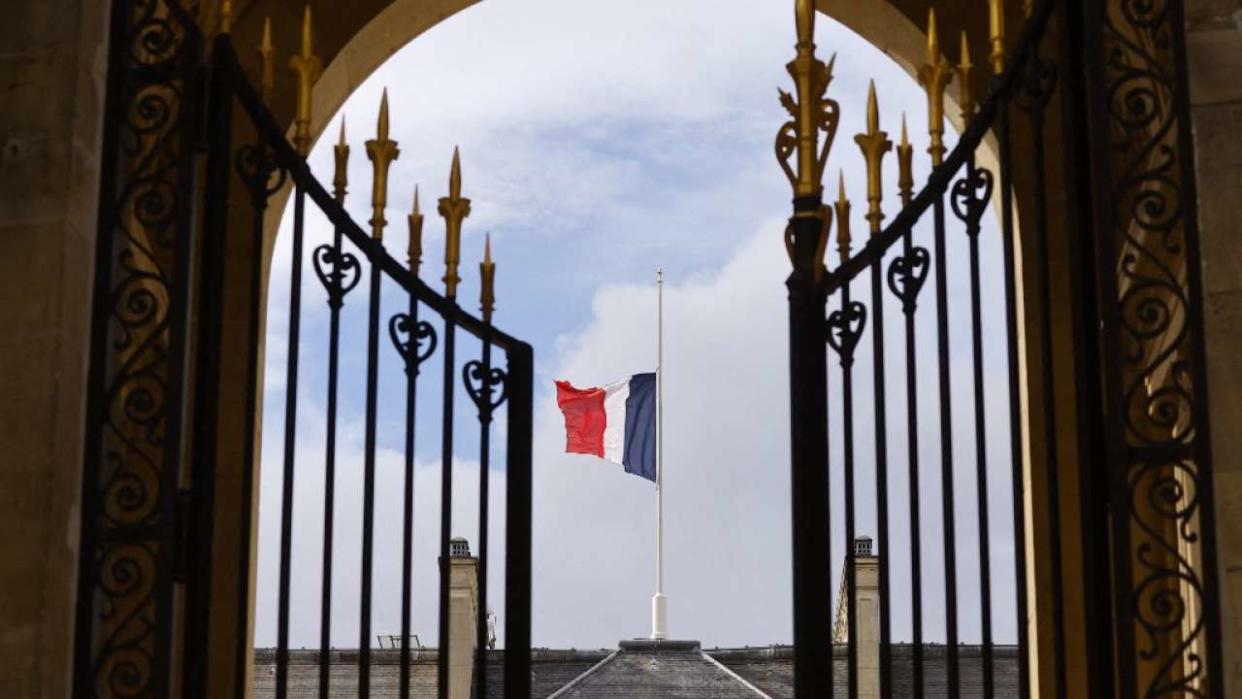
[780,0,1225,697]
[73,1,533,697]
[73,0,1229,697]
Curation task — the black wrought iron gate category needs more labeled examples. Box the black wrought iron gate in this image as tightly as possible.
[781,0,1225,697]
[73,0,1229,697]
[74,1,533,697]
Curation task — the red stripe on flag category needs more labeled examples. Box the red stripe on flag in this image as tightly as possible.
[554,380,607,458]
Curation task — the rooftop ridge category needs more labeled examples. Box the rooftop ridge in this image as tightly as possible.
[545,648,620,698]
[618,638,701,652]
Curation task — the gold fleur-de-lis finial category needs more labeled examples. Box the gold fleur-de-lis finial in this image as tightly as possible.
[219,0,233,34]
[833,172,851,262]
[480,233,496,322]
[918,8,952,167]
[365,90,400,241]
[958,31,975,123]
[259,17,275,101]
[854,81,892,236]
[897,113,914,206]
[438,147,472,299]
[333,117,349,203]
[289,6,322,156]
[776,0,840,200]
[408,187,424,274]
[989,0,1006,75]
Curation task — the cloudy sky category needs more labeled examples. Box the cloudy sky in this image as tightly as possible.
[253,0,1022,653]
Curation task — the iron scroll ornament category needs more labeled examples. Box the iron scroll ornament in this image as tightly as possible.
[389,314,438,374]
[312,244,363,307]
[76,0,204,695]
[886,246,931,312]
[951,166,995,231]
[235,142,288,206]
[1096,0,1221,694]
[1015,56,1059,115]
[826,301,867,361]
[463,361,509,421]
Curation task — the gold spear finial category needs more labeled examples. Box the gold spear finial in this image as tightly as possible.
[408,186,424,274]
[449,146,462,200]
[776,0,840,201]
[333,117,349,203]
[834,171,851,262]
[438,147,472,299]
[259,17,275,101]
[365,89,400,241]
[795,0,815,47]
[854,81,892,235]
[918,8,953,167]
[480,233,496,322]
[989,0,1006,75]
[289,6,322,157]
[1023,0,1033,18]
[958,31,976,123]
[897,113,914,206]
[219,0,233,34]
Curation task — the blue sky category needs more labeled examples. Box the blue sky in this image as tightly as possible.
[254,0,1022,653]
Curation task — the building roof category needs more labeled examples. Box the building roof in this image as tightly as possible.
[256,642,1020,698]
[546,640,766,698]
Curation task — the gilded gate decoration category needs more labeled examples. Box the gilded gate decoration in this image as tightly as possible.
[73,0,1227,697]
[76,1,536,697]
[780,0,1224,697]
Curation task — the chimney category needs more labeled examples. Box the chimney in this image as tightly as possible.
[447,538,479,699]
[833,537,880,699]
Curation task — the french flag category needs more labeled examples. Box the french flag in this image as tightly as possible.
[554,373,657,482]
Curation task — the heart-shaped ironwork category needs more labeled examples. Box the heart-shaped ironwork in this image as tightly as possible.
[951,166,994,231]
[463,360,508,419]
[234,142,287,201]
[826,300,867,360]
[887,246,931,311]
[388,314,437,373]
[312,244,362,307]
[1016,57,1058,114]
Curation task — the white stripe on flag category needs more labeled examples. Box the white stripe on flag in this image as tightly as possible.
[601,378,629,465]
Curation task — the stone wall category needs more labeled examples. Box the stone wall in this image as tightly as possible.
[0,0,110,697]
[1185,1,1242,694]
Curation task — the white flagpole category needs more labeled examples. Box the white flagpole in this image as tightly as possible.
[652,267,667,639]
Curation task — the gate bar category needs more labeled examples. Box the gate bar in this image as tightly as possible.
[504,344,535,699]
[185,34,236,696]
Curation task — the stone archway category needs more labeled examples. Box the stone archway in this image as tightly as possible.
[0,0,1237,696]
[200,2,1083,697]
[184,1,1241,697]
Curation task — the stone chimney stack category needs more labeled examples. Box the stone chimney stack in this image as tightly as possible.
[833,536,880,699]
[447,538,479,699]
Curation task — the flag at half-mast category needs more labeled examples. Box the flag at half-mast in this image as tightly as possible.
[554,373,657,482]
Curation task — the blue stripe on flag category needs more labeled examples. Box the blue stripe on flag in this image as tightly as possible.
[622,372,657,482]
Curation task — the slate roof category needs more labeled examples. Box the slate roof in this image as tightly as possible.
[255,642,1020,698]
[253,648,614,699]
[546,640,767,698]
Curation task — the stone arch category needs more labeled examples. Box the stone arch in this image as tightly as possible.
[208,2,1077,696]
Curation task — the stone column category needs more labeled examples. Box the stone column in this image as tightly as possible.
[1185,3,1242,694]
[0,1,110,697]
